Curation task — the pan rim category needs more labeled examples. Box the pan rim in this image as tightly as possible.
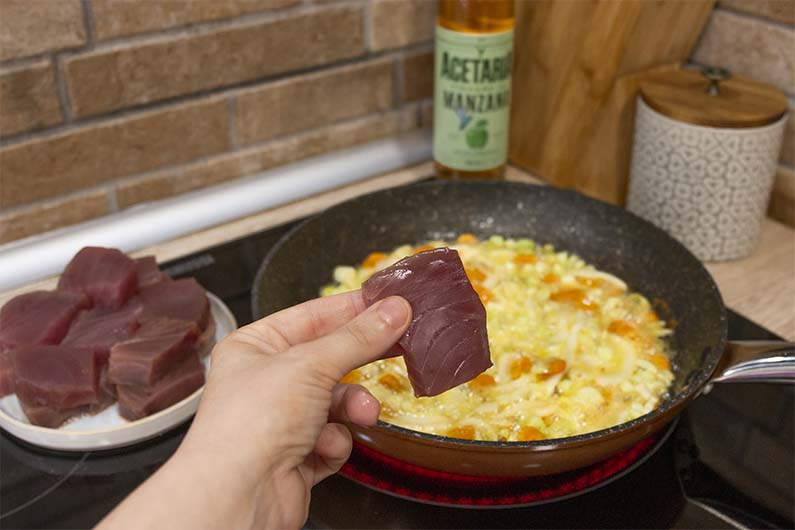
[252,179,728,450]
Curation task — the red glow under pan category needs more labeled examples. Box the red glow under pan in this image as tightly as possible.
[339,422,675,508]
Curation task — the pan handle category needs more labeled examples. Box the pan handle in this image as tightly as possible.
[710,341,795,384]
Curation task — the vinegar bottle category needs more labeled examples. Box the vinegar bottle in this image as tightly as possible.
[434,0,515,180]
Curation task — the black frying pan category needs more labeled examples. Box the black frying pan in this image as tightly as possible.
[252,180,792,476]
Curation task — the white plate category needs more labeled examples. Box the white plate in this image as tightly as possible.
[0,293,236,452]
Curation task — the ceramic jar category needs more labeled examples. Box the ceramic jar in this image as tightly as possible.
[627,98,786,261]
[626,67,788,262]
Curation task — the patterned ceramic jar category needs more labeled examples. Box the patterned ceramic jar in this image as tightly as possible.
[627,69,788,262]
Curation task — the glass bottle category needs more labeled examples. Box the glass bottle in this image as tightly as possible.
[434,0,515,180]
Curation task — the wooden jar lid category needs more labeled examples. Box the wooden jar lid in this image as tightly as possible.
[639,67,788,128]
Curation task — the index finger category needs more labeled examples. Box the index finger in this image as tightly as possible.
[243,290,366,349]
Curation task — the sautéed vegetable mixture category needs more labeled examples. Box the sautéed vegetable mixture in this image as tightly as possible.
[321,234,674,441]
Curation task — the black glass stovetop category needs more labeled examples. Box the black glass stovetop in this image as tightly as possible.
[1,216,793,530]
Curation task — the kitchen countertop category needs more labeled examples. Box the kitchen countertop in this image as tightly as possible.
[1,161,793,340]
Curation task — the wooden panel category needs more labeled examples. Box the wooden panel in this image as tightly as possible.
[509,0,715,205]
[768,165,795,227]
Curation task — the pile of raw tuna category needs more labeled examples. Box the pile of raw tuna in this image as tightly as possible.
[0,247,215,428]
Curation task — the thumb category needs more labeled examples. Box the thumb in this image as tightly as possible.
[290,296,411,381]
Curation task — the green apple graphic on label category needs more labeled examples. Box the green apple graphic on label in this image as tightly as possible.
[466,119,489,149]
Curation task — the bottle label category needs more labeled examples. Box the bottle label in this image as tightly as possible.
[433,25,513,172]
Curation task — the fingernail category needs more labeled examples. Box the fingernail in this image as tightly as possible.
[377,297,410,329]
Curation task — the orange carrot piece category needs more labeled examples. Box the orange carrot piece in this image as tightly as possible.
[473,284,493,304]
[378,373,405,391]
[550,288,598,311]
[456,233,479,245]
[513,253,537,265]
[648,354,671,371]
[340,370,360,384]
[362,252,387,268]
[517,426,545,441]
[465,267,487,283]
[446,425,476,440]
[509,355,533,380]
[537,358,567,380]
[470,373,496,389]
[607,320,636,337]
[413,244,435,254]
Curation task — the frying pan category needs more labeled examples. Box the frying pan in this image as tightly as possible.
[252,180,794,477]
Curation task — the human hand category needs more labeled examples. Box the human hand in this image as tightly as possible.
[98,290,410,530]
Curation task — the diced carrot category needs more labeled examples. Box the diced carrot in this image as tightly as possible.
[542,272,559,284]
[647,354,671,371]
[465,267,487,283]
[513,253,537,265]
[362,252,387,268]
[413,244,435,254]
[340,370,360,384]
[542,415,556,427]
[509,355,533,380]
[446,425,476,440]
[550,288,584,304]
[470,373,496,389]
[517,426,545,441]
[378,373,405,391]
[548,358,567,375]
[646,310,658,322]
[607,319,636,337]
[456,233,479,245]
[576,276,603,288]
[473,284,493,304]
[580,298,598,311]
[549,288,598,311]
[537,358,567,381]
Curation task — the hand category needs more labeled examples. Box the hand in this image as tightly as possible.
[98,291,411,530]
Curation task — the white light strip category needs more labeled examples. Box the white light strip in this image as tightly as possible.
[0,131,432,290]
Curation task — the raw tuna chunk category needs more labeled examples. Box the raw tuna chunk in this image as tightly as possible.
[362,247,491,397]
[117,355,205,421]
[135,256,169,288]
[137,278,210,329]
[0,350,14,396]
[58,247,138,309]
[18,372,115,428]
[0,290,90,350]
[0,290,90,397]
[19,400,87,428]
[63,305,142,354]
[108,319,199,386]
[12,345,108,409]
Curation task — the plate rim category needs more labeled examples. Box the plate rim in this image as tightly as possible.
[0,292,236,450]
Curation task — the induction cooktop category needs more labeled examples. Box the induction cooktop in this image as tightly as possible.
[1,204,792,530]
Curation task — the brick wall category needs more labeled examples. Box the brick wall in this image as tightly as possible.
[2,1,793,246]
[0,0,435,244]
[690,0,795,226]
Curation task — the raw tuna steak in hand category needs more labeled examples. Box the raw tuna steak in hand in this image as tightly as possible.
[362,247,491,397]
